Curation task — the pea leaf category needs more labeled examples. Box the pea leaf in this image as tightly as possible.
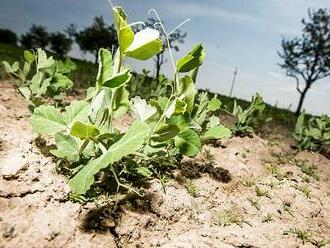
[136,167,152,177]
[207,97,221,111]
[103,68,131,88]
[30,72,43,95]
[178,75,196,113]
[125,28,163,60]
[24,50,36,63]
[50,133,80,162]
[31,106,66,135]
[96,48,113,89]
[151,124,180,143]
[113,86,130,118]
[202,125,232,141]
[89,90,106,123]
[51,73,74,92]
[56,59,76,74]
[64,100,90,126]
[206,115,220,129]
[174,99,187,114]
[69,120,149,195]
[37,48,54,69]
[177,43,205,73]
[113,6,134,53]
[131,96,157,121]
[1,61,14,73]
[70,121,100,139]
[175,129,201,156]
[168,114,191,133]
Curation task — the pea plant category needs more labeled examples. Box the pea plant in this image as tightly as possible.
[2,49,76,110]
[293,111,330,151]
[29,4,231,197]
[230,93,268,135]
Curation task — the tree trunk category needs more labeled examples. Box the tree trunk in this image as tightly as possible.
[295,83,311,116]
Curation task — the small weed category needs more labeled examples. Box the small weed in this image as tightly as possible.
[296,160,320,180]
[262,213,274,223]
[213,211,249,228]
[186,180,199,198]
[283,228,312,244]
[282,201,294,217]
[255,186,271,198]
[248,197,260,210]
[296,184,311,198]
[241,177,257,187]
[311,239,328,248]
[267,163,284,180]
[201,148,216,165]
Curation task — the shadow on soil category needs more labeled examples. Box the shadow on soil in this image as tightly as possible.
[79,159,232,234]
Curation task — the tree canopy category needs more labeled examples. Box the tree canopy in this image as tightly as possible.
[279,8,330,115]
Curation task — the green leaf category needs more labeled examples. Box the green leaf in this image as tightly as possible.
[23,61,31,77]
[113,7,134,53]
[96,48,113,88]
[175,129,201,156]
[38,78,52,96]
[63,100,90,126]
[125,28,163,60]
[103,68,131,88]
[131,96,157,121]
[151,124,180,143]
[18,86,31,101]
[29,72,43,95]
[69,120,149,195]
[176,43,205,73]
[136,167,152,177]
[207,97,221,111]
[51,73,73,92]
[24,50,35,63]
[11,62,19,72]
[37,48,54,69]
[168,114,191,133]
[206,115,220,129]
[178,75,196,113]
[31,106,66,135]
[56,59,76,74]
[1,61,13,73]
[113,86,130,118]
[70,121,100,139]
[50,133,79,162]
[202,125,232,140]
[174,99,187,114]
[89,90,106,123]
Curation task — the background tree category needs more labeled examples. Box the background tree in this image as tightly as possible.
[279,8,330,115]
[49,32,73,57]
[74,16,118,63]
[0,29,17,45]
[135,18,186,84]
[21,25,49,49]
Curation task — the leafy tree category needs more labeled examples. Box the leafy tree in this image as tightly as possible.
[21,25,49,49]
[279,8,330,115]
[74,16,118,63]
[49,32,73,57]
[137,18,186,84]
[0,29,18,45]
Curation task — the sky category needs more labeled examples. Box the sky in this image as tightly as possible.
[1,0,329,114]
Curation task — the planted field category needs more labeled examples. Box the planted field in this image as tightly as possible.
[0,2,329,248]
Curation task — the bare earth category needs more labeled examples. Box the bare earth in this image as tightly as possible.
[0,83,329,248]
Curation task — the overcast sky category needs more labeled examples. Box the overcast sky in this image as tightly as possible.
[1,0,329,114]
